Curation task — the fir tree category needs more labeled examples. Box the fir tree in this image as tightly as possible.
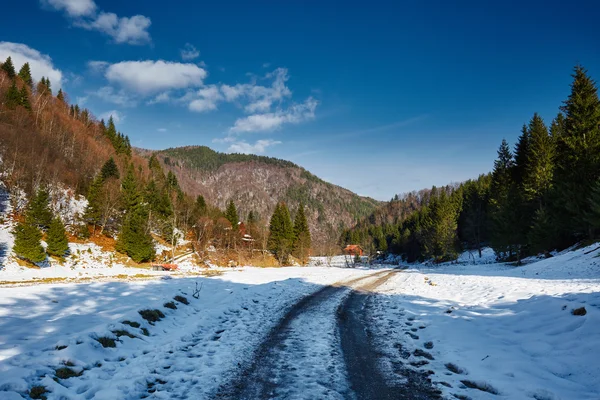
[46,216,69,258]
[18,62,33,87]
[5,81,20,109]
[554,65,600,240]
[116,202,155,263]
[84,175,104,226]
[489,139,522,261]
[194,195,207,217]
[268,202,294,264]
[247,210,257,224]
[19,85,31,110]
[100,157,120,180]
[292,203,311,262]
[56,88,65,102]
[121,165,140,212]
[13,214,45,264]
[1,56,16,78]
[225,200,239,231]
[523,113,554,204]
[28,187,53,230]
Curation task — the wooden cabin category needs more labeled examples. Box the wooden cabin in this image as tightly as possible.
[343,245,364,256]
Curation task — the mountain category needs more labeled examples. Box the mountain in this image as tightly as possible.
[142,146,381,251]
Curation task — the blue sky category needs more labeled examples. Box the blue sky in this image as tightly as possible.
[1,1,599,200]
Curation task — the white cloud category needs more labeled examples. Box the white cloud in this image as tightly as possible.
[157,128,167,132]
[180,43,200,61]
[230,97,318,133]
[93,86,135,106]
[106,60,207,94]
[43,0,151,45]
[87,60,109,72]
[188,85,222,113]
[99,110,124,124]
[75,95,88,105]
[228,139,281,154]
[43,0,96,17]
[147,91,171,105]
[0,42,63,88]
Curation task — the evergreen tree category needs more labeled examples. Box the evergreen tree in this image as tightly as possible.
[292,203,311,262]
[225,200,239,231]
[116,202,155,263]
[46,216,69,258]
[18,62,33,87]
[1,56,16,78]
[19,85,31,110]
[550,112,565,139]
[100,157,120,180]
[247,210,257,224]
[268,202,294,264]
[166,171,179,191]
[56,88,65,102]
[29,187,53,230]
[84,175,104,226]
[121,165,140,212]
[554,65,600,240]
[106,116,117,142]
[523,113,555,204]
[489,139,522,260]
[5,81,20,109]
[12,215,46,264]
[194,195,207,216]
[513,124,531,184]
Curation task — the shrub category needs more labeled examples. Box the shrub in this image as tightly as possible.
[139,309,165,324]
[55,367,81,379]
[29,385,48,399]
[164,301,177,310]
[173,295,189,305]
[112,329,137,339]
[122,320,140,328]
[96,336,117,348]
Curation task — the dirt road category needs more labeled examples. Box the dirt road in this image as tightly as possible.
[215,268,441,399]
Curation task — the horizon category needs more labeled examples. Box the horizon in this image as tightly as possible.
[1,0,599,200]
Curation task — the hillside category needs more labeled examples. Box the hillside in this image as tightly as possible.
[145,146,381,250]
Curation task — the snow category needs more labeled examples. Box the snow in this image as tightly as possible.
[0,266,376,399]
[368,245,600,399]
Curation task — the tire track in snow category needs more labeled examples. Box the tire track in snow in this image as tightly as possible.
[214,269,397,400]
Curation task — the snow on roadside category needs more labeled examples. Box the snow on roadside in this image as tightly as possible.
[0,266,375,399]
[369,244,600,399]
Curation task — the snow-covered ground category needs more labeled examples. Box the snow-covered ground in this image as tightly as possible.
[369,244,600,399]
[0,266,376,399]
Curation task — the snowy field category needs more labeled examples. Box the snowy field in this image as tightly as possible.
[0,266,377,399]
[369,244,600,399]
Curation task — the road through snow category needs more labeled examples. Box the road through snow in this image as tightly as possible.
[215,268,438,400]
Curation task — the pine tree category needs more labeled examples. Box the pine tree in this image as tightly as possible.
[121,165,139,212]
[1,56,16,78]
[18,62,33,87]
[29,187,53,230]
[19,85,31,110]
[56,88,65,102]
[116,202,155,263]
[489,139,522,260]
[225,200,239,231]
[550,112,565,139]
[513,124,531,184]
[247,210,257,224]
[84,175,104,227]
[195,195,207,216]
[13,215,46,264]
[46,216,69,258]
[523,113,555,203]
[292,203,311,262]
[100,157,120,180]
[5,81,20,109]
[554,65,600,240]
[268,202,295,264]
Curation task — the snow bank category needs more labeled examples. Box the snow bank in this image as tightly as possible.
[369,243,600,399]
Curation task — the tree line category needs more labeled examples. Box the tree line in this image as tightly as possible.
[342,65,600,263]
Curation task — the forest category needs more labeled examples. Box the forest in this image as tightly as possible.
[341,65,600,263]
[0,56,311,266]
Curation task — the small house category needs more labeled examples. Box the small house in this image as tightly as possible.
[344,245,364,256]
